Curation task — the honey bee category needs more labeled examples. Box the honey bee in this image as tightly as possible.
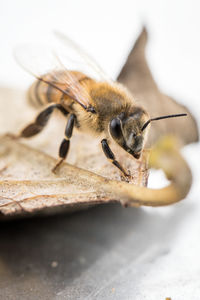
[14,32,187,179]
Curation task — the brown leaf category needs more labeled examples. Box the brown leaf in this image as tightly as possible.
[118,28,199,146]
[0,135,192,217]
[0,28,197,218]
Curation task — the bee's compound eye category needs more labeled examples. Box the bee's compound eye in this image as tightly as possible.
[110,118,122,139]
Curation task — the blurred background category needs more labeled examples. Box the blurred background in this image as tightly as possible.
[0,0,200,299]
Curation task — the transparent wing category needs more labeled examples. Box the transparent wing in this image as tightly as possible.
[54,30,111,82]
[14,44,94,110]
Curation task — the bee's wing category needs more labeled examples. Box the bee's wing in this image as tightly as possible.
[14,44,94,110]
[54,30,112,82]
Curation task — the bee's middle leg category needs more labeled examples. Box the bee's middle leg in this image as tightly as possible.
[101,139,130,179]
[52,114,76,173]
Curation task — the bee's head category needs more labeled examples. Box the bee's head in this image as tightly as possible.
[109,108,187,159]
[109,107,149,159]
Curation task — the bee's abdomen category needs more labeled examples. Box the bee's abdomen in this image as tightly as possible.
[27,77,63,108]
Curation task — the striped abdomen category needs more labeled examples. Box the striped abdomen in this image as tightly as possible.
[27,70,90,108]
[27,74,65,108]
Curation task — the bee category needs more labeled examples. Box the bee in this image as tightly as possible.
[14,32,187,179]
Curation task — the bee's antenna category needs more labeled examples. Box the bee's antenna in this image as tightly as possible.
[141,113,187,131]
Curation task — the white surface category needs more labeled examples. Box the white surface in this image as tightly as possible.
[0,0,200,299]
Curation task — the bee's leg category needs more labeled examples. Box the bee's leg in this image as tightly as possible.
[52,114,76,173]
[19,104,68,138]
[101,139,130,178]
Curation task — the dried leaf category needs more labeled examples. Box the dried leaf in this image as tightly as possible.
[118,28,199,146]
[0,28,197,218]
[0,135,192,217]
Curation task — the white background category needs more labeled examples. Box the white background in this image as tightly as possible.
[0,0,200,299]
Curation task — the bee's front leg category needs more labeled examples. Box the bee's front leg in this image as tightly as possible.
[101,139,130,181]
[52,114,76,173]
